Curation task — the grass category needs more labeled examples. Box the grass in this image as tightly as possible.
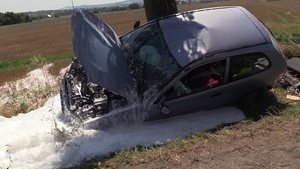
[0,0,300,168]
[274,28,300,43]
[67,87,300,169]
[0,52,72,72]
[0,0,298,81]
[63,1,300,164]
[0,85,59,117]
[0,52,73,85]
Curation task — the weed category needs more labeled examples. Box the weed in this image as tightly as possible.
[0,57,32,71]
[1,1,300,168]
[66,158,100,169]
[19,102,29,114]
[236,87,288,120]
[0,52,72,72]
[0,85,59,118]
[279,41,300,58]
[192,132,211,140]
[30,53,47,65]
[282,101,300,117]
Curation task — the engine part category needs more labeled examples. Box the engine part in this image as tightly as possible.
[63,58,127,120]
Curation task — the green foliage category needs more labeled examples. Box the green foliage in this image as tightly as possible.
[0,12,31,26]
[272,24,300,58]
[53,13,60,18]
[0,57,32,71]
[0,52,73,72]
[128,3,141,10]
[274,27,300,43]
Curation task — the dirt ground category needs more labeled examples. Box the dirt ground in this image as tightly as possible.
[118,116,300,169]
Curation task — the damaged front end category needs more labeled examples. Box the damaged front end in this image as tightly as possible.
[60,10,137,123]
[60,58,128,121]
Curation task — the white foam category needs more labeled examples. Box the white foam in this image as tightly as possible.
[0,95,245,169]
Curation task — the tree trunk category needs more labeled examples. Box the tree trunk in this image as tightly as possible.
[143,0,178,21]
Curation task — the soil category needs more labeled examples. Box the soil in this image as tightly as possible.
[1,68,299,169]
[119,116,300,169]
[2,69,299,169]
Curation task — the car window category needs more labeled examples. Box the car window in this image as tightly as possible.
[229,53,270,82]
[164,59,227,100]
[121,22,181,97]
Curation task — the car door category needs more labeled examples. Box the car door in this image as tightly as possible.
[146,59,231,121]
[226,52,272,100]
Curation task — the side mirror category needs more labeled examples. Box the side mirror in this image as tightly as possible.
[133,20,140,29]
[157,95,172,115]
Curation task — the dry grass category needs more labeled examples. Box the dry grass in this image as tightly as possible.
[62,1,300,168]
[98,9,147,35]
[0,18,72,60]
[0,85,59,118]
[0,0,299,117]
[75,87,299,169]
[0,10,147,61]
[0,9,148,87]
[0,0,299,119]
[1,0,299,62]
[0,0,298,168]
[0,1,298,64]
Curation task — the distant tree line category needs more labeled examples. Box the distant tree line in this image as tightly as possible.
[1,3,143,24]
[0,12,31,26]
[92,3,142,13]
[27,3,143,21]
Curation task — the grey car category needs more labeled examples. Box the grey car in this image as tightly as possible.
[60,6,286,129]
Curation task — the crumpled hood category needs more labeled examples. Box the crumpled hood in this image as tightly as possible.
[71,10,135,97]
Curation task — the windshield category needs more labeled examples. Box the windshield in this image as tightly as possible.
[121,22,181,97]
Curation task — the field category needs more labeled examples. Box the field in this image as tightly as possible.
[0,0,300,168]
[0,0,300,85]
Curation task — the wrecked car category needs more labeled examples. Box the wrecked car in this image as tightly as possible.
[60,6,287,129]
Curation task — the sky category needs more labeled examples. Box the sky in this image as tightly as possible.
[0,65,246,169]
[0,0,125,13]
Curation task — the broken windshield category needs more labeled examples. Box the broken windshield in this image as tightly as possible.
[121,22,182,97]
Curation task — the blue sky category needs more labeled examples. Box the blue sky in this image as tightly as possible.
[0,0,124,13]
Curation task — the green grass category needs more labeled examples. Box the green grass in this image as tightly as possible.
[273,26,300,43]
[0,1,299,168]
[0,51,73,72]
[65,87,300,169]
[270,10,300,43]
[0,57,32,71]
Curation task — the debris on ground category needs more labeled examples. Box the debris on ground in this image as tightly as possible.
[279,57,300,100]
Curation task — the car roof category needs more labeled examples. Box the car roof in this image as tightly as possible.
[159,6,269,66]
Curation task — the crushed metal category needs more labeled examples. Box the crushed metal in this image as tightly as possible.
[280,57,300,98]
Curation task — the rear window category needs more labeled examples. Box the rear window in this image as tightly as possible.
[229,53,271,82]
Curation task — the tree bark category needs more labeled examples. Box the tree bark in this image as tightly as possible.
[143,0,178,21]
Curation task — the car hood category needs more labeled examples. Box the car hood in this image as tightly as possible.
[71,10,135,97]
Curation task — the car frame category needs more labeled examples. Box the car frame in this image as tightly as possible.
[60,6,286,130]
